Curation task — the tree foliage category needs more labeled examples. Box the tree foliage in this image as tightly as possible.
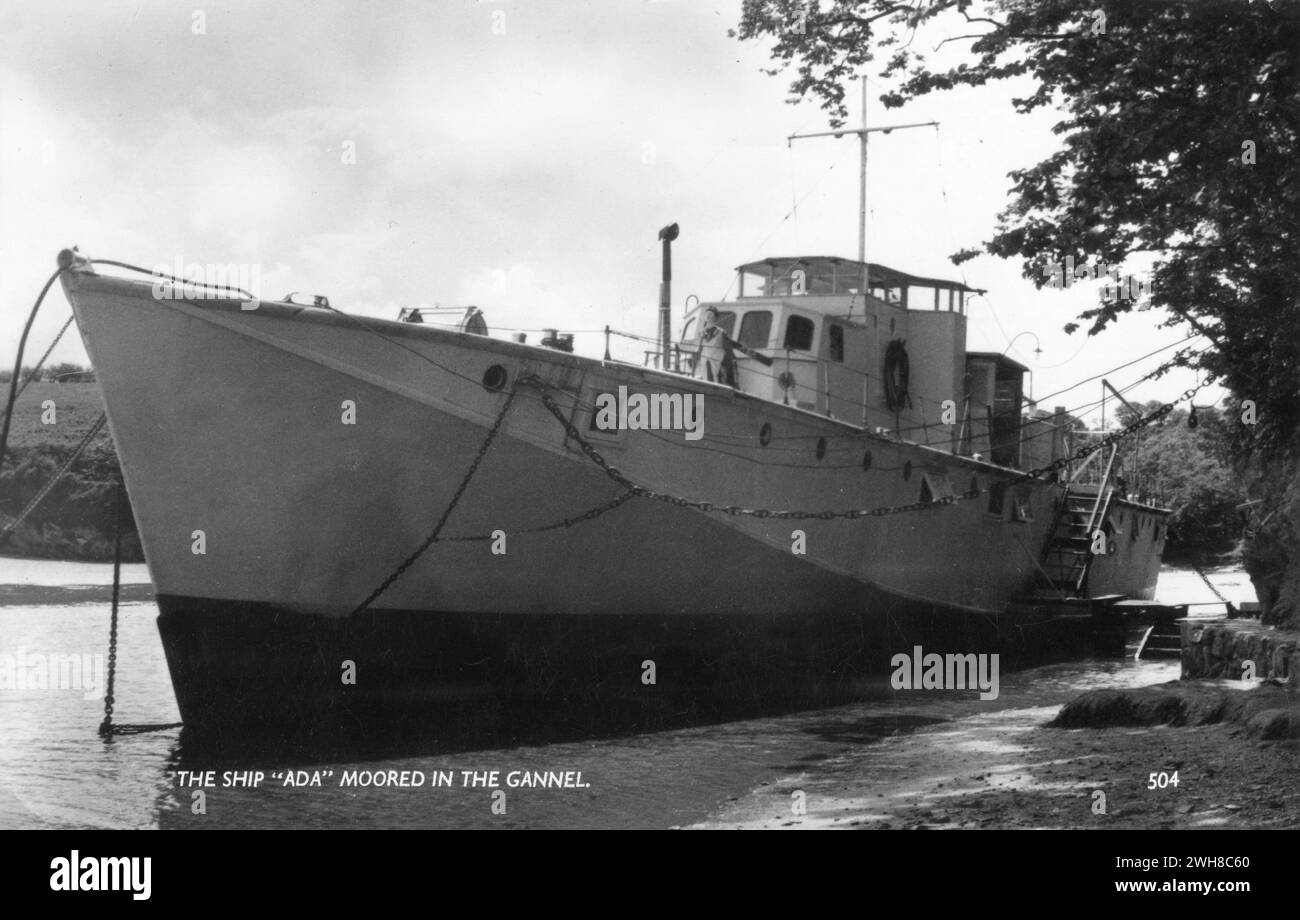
[733,0,1300,454]
[1111,401,1246,556]
[43,362,90,381]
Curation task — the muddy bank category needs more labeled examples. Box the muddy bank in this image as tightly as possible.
[691,677,1300,830]
[1055,679,1300,739]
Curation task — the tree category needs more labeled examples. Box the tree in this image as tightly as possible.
[44,363,90,382]
[734,0,1300,621]
[1110,404,1247,557]
[733,0,1299,451]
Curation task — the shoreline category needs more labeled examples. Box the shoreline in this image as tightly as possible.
[689,676,1300,830]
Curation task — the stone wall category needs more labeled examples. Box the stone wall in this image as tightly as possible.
[1182,618,1300,684]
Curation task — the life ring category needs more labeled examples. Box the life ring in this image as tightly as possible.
[884,339,910,412]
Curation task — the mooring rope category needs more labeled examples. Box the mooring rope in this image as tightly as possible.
[0,412,106,535]
[0,267,66,473]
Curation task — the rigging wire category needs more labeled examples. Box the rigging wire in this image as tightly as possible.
[716,161,839,302]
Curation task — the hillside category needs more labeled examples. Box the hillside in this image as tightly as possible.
[0,381,142,562]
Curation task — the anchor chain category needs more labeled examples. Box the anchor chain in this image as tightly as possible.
[99,476,182,738]
[521,375,1215,521]
[1190,561,1239,617]
[347,383,521,616]
[97,479,122,737]
[438,491,637,541]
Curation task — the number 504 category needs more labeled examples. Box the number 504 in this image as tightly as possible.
[1148,771,1180,789]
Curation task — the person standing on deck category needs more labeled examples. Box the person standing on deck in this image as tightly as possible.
[698,305,737,388]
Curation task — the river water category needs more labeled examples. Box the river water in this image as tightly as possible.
[0,558,1258,830]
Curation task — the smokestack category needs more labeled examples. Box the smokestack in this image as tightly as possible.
[657,223,679,368]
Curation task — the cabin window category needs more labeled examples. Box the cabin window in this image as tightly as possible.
[738,311,772,349]
[829,324,844,362]
[681,317,697,342]
[711,310,737,338]
[784,315,815,351]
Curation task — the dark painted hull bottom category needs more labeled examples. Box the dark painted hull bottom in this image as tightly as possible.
[157,593,1106,757]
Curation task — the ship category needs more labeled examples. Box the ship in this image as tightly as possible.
[54,236,1170,740]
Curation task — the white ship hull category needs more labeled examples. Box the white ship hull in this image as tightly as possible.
[60,265,1167,739]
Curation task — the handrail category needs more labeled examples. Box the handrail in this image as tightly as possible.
[1084,444,1118,537]
[1076,443,1119,593]
[1077,485,1116,594]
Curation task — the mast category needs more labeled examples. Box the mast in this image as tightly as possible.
[787,75,939,301]
[858,76,868,295]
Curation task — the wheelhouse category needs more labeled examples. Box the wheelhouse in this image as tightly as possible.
[674,256,1039,468]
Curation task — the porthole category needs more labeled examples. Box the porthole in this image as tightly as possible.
[760,423,772,446]
[862,450,873,471]
[815,437,827,461]
[903,460,912,481]
[482,364,508,392]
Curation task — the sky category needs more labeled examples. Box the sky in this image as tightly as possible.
[0,0,1219,425]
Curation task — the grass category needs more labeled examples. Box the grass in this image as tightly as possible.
[0,382,142,562]
[3,382,114,450]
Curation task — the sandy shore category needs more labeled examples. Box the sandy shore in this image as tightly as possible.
[690,677,1300,830]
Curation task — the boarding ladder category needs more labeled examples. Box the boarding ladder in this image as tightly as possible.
[1033,443,1118,599]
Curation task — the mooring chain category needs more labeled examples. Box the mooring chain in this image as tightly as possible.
[346,384,521,616]
[526,379,973,519]
[1190,561,1239,617]
[1001,380,1213,490]
[521,375,1215,521]
[98,520,120,738]
[438,491,637,541]
[98,477,182,739]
